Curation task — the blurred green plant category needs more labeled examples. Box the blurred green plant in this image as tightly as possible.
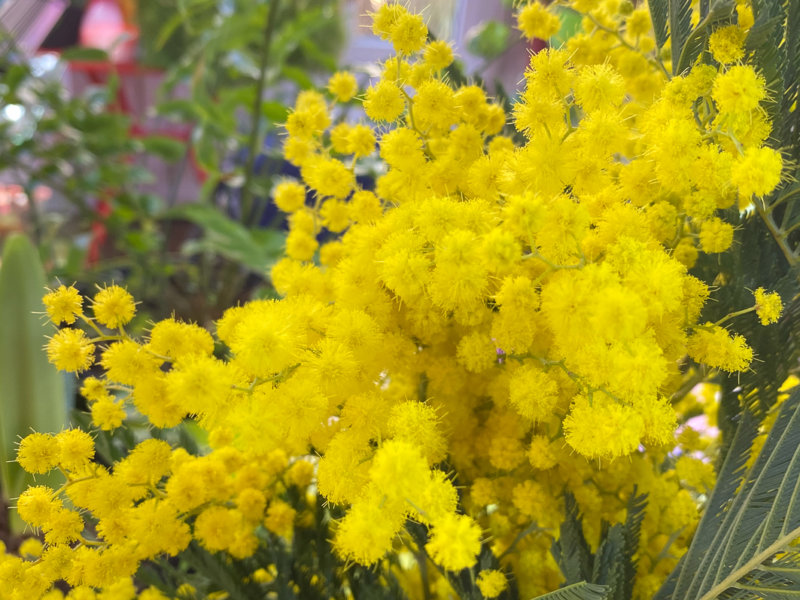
[0,234,67,534]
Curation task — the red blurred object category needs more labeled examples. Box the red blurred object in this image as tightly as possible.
[79,0,138,63]
[87,198,112,266]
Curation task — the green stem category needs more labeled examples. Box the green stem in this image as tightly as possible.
[755,202,798,267]
[715,306,756,327]
[241,0,282,227]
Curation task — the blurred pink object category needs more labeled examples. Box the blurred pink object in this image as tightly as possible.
[79,0,138,63]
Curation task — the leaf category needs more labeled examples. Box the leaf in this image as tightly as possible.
[261,101,289,123]
[466,21,511,60]
[280,65,314,89]
[59,47,109,62]
[552,493,594,584]
[531,582,610,600]
[0,235,67,532]
[592,490,648,600]
[669,0,694,74]
[657,388,800,599]
[162,204,284,273]
[647,0,669,49]
[140,135,187,162]
[675,0,736,74]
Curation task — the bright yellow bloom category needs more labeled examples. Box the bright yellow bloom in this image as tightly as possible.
[754,287,783,325]
[426,513,482,571]
[46,328,94,372]
[477,570,508,598]
[327,71,358,102]
[92,285,136,329]
[42,284,82,325]
[17,432,59,474]
[709,25,747,64]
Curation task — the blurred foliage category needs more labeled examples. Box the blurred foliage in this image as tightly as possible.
[0,0,342,326]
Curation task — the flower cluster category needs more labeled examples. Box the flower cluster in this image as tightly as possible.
[3,1,787,599]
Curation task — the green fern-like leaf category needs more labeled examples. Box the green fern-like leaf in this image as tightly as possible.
[656,389,800,599]
[675,0,736,74]
[531,582,610,600]
[648,0,670,49]
[669,0,695,73]
[552,493,594,585]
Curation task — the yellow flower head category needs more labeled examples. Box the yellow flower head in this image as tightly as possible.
[517,2,562,40]
[709,24,747,64]
[92,285,136,329]
[42,284,82,325]
[754,287,783,325]
[363,80,406,123]
[17,432,59,475]
[712,65,766,114]
[687,323,753,372]
[424,40,454,71]
[55,428,95,472]
[390,11,428,55]
[425,513,483,571]
[477,570,509,599]
[46,328,95,373]
[328,71,358,103]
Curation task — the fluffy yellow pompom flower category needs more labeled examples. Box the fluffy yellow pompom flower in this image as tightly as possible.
[390,11,428,55]
[90,398,126,431]
[426,513,483,571]
[508,364,559,422]
[333,496,404,565]
[754,287,783,325]
[264,500,296,538]
[708,25,747,64]
[712,65,766,114]
[55,428,95,472]
[363,80,405,122]
[517,2,561,40]
[563,396,644,460]
[16,485,59,527]
[477,570,508,598]
[42,284,82,325]
[273,181,306,213]
[92,285,136,329]
[424,40,454,70]
[371,3,407,39]
[699,218,734,253]
[327,71,358,102]
[17,432,59,474]
[574,64,626,112]
[687,324,753,372]
[731,146,783,199]
[148,318,214,360]
[46,328,95,372]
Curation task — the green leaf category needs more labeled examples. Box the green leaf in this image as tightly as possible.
[647,0,669,48]
[162,204,284,273]
[675,0,736,74]
[669,0,695,74]
[550,6,584,47]
[531,582,610,600]
[466,21,511,60]
[59,47,109,62]
[280,65,314,89]
[0,235,67,532]
[657,388,800,600]
[140,135,187,162]
[262,101,290,123]
[552,493,594,584]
